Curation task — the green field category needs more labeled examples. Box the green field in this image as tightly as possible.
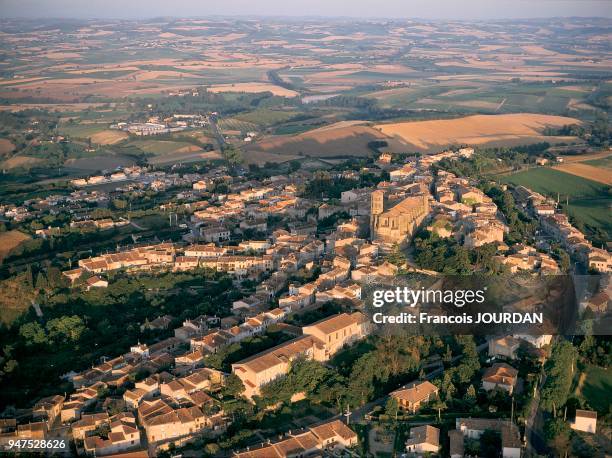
[234,108,299,126]
[500,168,611,237]
[58,123,108,139]
[576,365,611,414]
[365,81,598,116]
[126,139,198,155]
[218,118,258,133]
[584,155,612,169]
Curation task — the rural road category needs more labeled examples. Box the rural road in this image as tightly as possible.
[208,115,226,147]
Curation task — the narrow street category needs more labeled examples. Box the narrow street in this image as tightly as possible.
[524,374,546,457]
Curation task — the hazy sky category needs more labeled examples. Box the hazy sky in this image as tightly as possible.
[1,0,611,20]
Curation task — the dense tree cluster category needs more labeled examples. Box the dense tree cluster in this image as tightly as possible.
[540,340,577,416]
[413,229,505,274]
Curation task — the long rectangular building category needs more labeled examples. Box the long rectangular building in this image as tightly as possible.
[232,312,369,399]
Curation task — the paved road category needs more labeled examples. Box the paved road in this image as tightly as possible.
[208,115,226,147]
[524,373,546,457]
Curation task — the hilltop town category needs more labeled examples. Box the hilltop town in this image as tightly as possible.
[0,138,610,457]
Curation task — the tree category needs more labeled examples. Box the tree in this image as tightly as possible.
[221,373,245,398]
[385,397,400,419]
[464,384,477,405]
[222,144,243,166]
[46,315,86,343]
[19,322,47,345]
[35,272,48,291]
[432,399,447,422]
[544,417,571,456]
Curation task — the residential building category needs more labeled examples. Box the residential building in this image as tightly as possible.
[488,336,521,359]
[405,425,440,454]
[482,363,518,394]
[571,410,597,433]
[390,381,439,413]
[232,419,357,457]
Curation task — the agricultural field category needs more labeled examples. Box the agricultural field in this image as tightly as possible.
[89,130,128,145]
[499,168,611,238]
[0,138,15,155]
[375,113,581,152]
[218,118,259,135]
[125,139,203,156]
[583,155,612,169]
[234,109,300,127]
[365,81,603,117]
[207,82,298,97]
[58,123,109,139]
[247,121,408,161]
[553,163,612,186]
[0,230,31,263]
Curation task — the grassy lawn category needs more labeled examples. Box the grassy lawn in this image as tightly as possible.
[576,365,611,414]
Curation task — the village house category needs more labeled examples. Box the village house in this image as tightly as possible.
[71,413,110,440]
[138,398,218,446]
[302,312,370,359]
[17,422,48,439]
[482,363,519,394]
[85,276,108,290]
[83,413,141,456]
[201,226,231,243]
[405,425,440,454]
[580,291,609,314]
[60,383,105,423]
[232,336,322,399]
[141,315,173,332]
[489,336,521,359]
[455,418,521,458]
[32,395,64,426]
[389,164,415,181]
[390,380,439,413]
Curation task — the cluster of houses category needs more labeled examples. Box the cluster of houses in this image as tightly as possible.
[513,185,611,273]
[388,331,598,458]
[386,378,523,458]
[232,311,370,399]
[109,113,207,136]
[231,419,358,457]
[4,143,609,457]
